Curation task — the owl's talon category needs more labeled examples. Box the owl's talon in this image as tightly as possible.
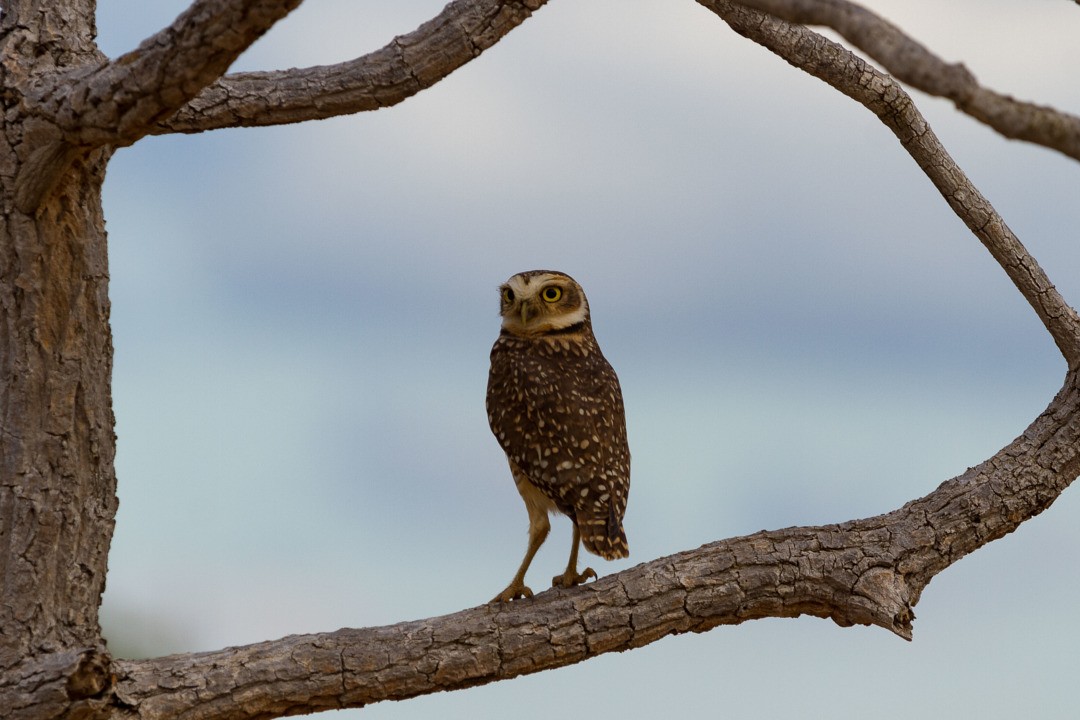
[491,582,534,604]
[552,566,597,589]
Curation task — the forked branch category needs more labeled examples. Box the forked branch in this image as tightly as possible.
[81,8,1080,718]
[14,0,302,212]
[48,0,303,147]
[703,0,1080,366]
[22,3,1080,719]
[14,0,548,209]
[729,0,1080,162]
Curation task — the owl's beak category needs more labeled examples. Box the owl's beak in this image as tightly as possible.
[520,302,531,326]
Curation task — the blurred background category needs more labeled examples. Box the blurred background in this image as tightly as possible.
[95,1,1080,717]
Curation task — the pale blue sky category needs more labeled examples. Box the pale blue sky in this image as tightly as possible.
[96,1,1080,717]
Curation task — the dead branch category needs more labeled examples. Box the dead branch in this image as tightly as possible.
[13,0,301,211]
[150,0,550,135]
[96,359,1080,719]
[702,0,1080,364]
[729,0,1080,162]
[69,5,1080,717]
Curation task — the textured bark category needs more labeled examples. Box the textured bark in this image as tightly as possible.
[152,0,550,135]
[1,6,120,720]
[1,0,1079,718]
[96,361,1080,716]
[702,0,1080,366]
[44,0,305,147]
[0,1,547,717]
[0,0,117,655]
[728,0,1080,163]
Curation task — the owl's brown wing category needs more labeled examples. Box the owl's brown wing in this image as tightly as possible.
[487,336,629,558]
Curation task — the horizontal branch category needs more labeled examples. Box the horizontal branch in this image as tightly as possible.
[730,0,1080,162]
[152,0,550,135]
[72,366,1077,718]
[701,0,1080,367]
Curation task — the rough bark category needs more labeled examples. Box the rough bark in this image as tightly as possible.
[1,5,120,718]
[94,361,1080,717]
[0,0,116,656]
[728,0,1080,163]
[0,1,548,717]
[151,0,550,135]
[1,0,1078,718]
[44,0,305,148]
[701,0,1080,366]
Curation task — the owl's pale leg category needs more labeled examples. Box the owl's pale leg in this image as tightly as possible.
[491,476,552,603]
[552,522,597,589]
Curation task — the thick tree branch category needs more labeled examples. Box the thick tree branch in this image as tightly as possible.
[48,0,303,147]
[700,0,1080,366]
[67,4,1078,717]
[728,0,1080,162]
[4,1,1079,719]
[31,16,1080,700]
[11,0,301,212]
[42,363,1064,718]
[150,0,550,135]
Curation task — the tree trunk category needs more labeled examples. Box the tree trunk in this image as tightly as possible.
[1,0,547,715]
[1,3,119,714]
[0,149,119,713]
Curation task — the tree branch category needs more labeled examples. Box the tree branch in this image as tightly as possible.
[94,6,1080,715]
[149,0,549,135]
[64,363,1073,718]
[12,3,1079,719]
[700,0,1080,366]
[44,0,303,147]
[13,0,302,212]
[82,5,1080,718]
[87,4,1080,719]
[727,0,1080,162]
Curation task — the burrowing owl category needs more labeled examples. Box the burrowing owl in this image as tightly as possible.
[486,270,630,603]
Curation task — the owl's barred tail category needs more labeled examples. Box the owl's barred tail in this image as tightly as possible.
[582,526,629,560]
[579,507,629,560]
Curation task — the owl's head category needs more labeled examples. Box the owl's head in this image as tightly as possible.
[497,270,591,337]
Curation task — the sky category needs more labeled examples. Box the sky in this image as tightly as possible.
[94,1,1080,718]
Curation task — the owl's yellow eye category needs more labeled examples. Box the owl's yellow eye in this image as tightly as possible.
[502,288,515,303]
[541,286,562,303]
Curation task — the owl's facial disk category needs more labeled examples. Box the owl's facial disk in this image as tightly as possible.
[499,271,589,336]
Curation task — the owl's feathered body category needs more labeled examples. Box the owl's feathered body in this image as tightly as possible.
[488,329,630,557]
[486,270,630,603]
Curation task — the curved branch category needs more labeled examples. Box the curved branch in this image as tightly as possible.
[64,366,1072,718]
[91,6,1080,719]
[41,0,303,147]
[728,0,1080,162]
[13,0,301,212]
[8,3,1080,719]
[152,0,550,135]
[701,0,1080,366]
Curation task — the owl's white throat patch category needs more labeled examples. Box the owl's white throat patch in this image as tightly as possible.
[542,303,588,330]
